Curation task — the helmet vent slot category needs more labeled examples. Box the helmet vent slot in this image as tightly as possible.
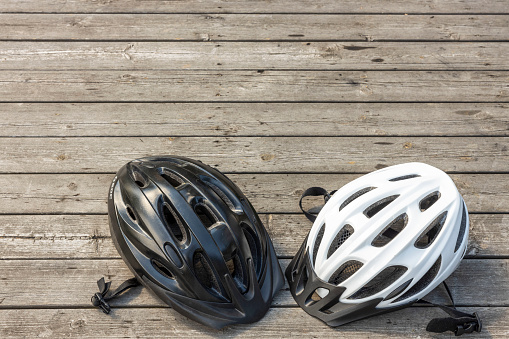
[160,169,184,188]
[162,202,187,243]
[393,256,441,303]
[348,266,407,299]
[415,211,447,249]
[202,179,237,212]
[225,253,246,294]
[339,187,376,212]
[385,279,412,300]
[305,288,329,307]
[454,203,468,253]
[389,174,420,182]
[364,195,399,218]
[371,213,408,247]
[193,251,221,294]
[327,224,354,259]
[132,170,148,188]
[328,260,363,286]
[151,259,174,279]
[126,205,137,222]
[295,266,309,296]
[419,191,441,211]
[241,223,262,276]
[194,203,217,229]
[312,223,326,266]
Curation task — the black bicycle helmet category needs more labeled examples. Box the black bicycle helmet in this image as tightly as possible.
[106,156,284,329]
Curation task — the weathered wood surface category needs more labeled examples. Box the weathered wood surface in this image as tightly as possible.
[0,174,506,214]
[0,213,505,259]
[1,70,507,102]
[0,137,508,173]
[0,259,505,307]
[2,0,507,14]
[1,103,508,137]
[1,42,508,71]
[1,15,508,41]
[0,307,503,339]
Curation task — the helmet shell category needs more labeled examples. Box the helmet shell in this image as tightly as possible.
[109,156,284,329]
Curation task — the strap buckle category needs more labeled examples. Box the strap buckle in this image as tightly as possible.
[91,292,111,314]
[454,313,482,336]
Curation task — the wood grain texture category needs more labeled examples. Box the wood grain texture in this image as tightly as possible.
[0,174,506,214]
[1,103,509,137]
[1,0,507,14]
[1,42,508,71]
[0,15,507,41]
[0,137,508,173]
[0,307,502,338]
[1,70,507,102]
[0,214,505,258]
[0,259,505,307]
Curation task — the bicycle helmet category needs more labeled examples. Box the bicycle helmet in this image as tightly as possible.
[286,162,470,327]
[108,156,284,329]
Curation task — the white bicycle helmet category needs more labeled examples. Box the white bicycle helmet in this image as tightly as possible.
[286,163,480,334]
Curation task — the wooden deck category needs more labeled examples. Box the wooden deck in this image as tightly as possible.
[0,1,508,337]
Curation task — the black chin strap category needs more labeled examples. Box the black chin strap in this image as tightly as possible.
[91,277,140,314]
[420,282,482,336]
[298,187,482,336]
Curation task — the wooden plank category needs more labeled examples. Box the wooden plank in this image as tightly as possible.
[0,137,508,173]
[0,174,506,214]
[0,70,507,102]
[0,307,502,338]
[0,15,507,41]
[1,0,507,14]
[2,103,509,137]
[1,42,508,71]
[0,259,504,307]
[0,214,505,258]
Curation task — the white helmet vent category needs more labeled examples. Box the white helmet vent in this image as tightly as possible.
[348,265,407,300]
[385,279,412,300]
[419,191,441,211]
[393,256,442,303]
[389,174,420,182]
[339,187,376,212]
[363,195,399,218]
[327,225,354,258]
[312,224,326,266]
[328,260,363,285]
[415,211,447,249]
[454,204,468,253]
[371,213,408,247]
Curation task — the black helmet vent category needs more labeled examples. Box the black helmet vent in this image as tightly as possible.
[295,266,309,296]
[241,223,262,275]
[312,223,326,266]
[371,213,408,247]
[305,288,329,307]
[193,251,221,294]
[385,279,412,300]
[328,260,363,286]
[393,255,442,303]
[389,174,420,182]
[364,195,399,218]
[152,259,174,279]
[327,224,354,259]
[162,202,187,243]
[126,205,137,222]
[194,203,217,229]
[226,253,246,293]
[202,179,236,211]
[339,187,376,212]
[160,169,184,188]
[454,203,468,253]
[415,211,447,249]
[348,266,407,300]
[419,191,441,211]
[132,170,148,188]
